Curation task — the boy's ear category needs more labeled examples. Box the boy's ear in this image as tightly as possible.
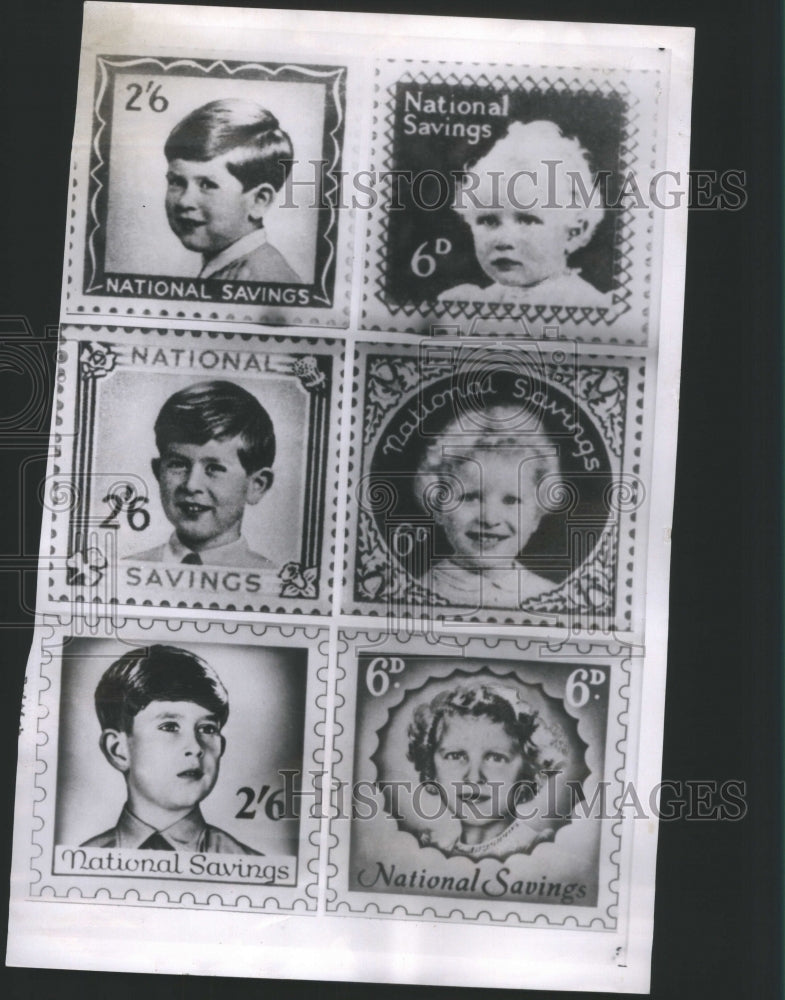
[151,457,161,481]
[99,729,131,774]
[245,468,273,506]
[248,183,277,223]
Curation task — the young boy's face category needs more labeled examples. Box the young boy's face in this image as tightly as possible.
[122,699,224,816]
[165,152,263,259]
[153,435,270,552]
[433,453,544,567]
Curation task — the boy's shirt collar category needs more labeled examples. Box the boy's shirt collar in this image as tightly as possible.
[165,533,270,568]
[113,804,208,851]
[199,228,268,279]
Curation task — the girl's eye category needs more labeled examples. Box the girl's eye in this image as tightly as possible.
[199,723,219,737]
[464,490,481,503]
[442,750,467,762]
[475,213,501,229]
[502,494,522,506]
[515,212,543,226]
[159,722,179,733]
[486,752,510,763]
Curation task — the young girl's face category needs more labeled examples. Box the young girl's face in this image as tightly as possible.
[464,201,587,289]
[432,452,545,567]
[433,713,525,831]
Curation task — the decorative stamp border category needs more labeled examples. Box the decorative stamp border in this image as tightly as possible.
[43,326,343,616]
[325,629,634,928]
[343,339,647,632]
[64,53,354,328]
[20,616,329,913]
[360,58,665,344]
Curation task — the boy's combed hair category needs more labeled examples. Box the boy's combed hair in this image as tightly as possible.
[154,379,276,473]
[164,98,294,193]
[94,644,230,733]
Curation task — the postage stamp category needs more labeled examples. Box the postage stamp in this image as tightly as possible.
[326,630,633,926]
[64,52,354,327]
[43,326,342,614]
[360,57,667,343]
[343,339,648,632]
[16,617,328,912]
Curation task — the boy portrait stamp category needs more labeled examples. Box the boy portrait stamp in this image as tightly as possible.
[18,618,327,911]
[327,630,632,926]
[360,57,667,343]
[65,53,353,327]
[44,326,341,614]
[344,339,648,632]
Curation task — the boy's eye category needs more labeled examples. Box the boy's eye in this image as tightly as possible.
[164,456,188,471]
[502,494,522,506]
[205,462,227,476]
[464,490,481,503]
[475,213,501,229]
[199,178,219,192]
[166,174,186,191]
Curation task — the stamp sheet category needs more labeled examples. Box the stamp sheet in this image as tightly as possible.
[8,3,693,994]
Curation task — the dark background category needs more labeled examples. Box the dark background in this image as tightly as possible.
[385,85,625,300]
[1,1,781,999]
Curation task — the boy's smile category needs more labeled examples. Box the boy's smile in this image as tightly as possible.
[153,435,270,553]
[122,700,225,820]
[433,453,545,568]
[165,153,262,260]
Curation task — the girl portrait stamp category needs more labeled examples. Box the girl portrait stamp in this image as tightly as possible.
[15,618,328,912]
[327,630,632,927]
[65,51,355,328]
[360,56,668,343]
[44,326,342,615]
[344,339,648,631]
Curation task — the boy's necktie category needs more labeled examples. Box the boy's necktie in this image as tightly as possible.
[181,552,202,565]
[138,832,175,850]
